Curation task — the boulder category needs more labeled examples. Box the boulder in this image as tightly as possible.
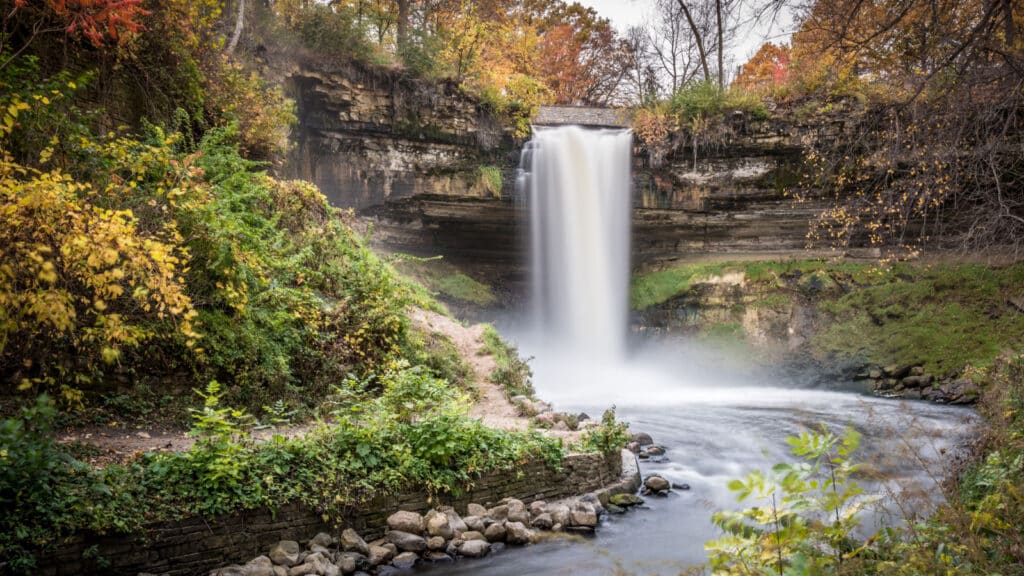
[607,504,624,514]
[309,533,335,549]
[458,539,490,558]
[426,512,454,539]
[487,504,510,521]
[547,503,570,527]
[868,368,883,379]
[645,445,666,456]
[577,412,591,421]
[245,557,275,573]
[632,432,654,446]
[534,412,558,426]
[287,552,331,576]
[340,528,369,555]
[440,507,469,534]
[484,522,507,542]
[644,475,671,493]
[626,441,641,454]
[609,493,644,507]
[386,511,425,534]
[902,374,934,388]
[466,503,488,517]
[385,530,427,553]
[269,541,301,567]
[884,364,912,379]
[391,552,418,570]
[528,500,547,518]
[209,566,246,576]
[463,515,485,532]
[381,543,398,557]
[489,542,507,554]
[531,513,553,530]
[505,522,533,545]
[568,502,598,530]
[336,554,356,575]
[424,552,453,564]
[461,530,487,541]
[427,536,447,551]
[672,482,691,491]
[367,545,393,567]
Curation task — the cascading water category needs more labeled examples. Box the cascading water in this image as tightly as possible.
[519,125,633,358]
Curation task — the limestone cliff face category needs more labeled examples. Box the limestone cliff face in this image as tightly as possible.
[281,62,509,210]
[279,64,842,294]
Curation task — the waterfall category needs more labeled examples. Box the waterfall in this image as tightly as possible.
[520,125,633,358]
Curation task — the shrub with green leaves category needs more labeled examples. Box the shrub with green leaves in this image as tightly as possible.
[481,324,535,398]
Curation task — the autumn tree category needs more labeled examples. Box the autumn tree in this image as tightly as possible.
[784,0,1024,256]
[734,41,790,93]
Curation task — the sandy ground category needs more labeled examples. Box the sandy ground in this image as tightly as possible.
[59,308,576,465]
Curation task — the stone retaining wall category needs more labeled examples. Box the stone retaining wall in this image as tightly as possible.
[38,452,623,576]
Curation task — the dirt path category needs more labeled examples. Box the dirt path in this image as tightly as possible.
[59,308,575,464]
[407,308,526,432]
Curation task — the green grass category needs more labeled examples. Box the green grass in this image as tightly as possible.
[816,263,1024,375]
[478,165,503,197]
[392,256,497,306]
[632,259,1024,376]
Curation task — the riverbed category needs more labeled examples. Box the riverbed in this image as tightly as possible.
[414,335,975,575]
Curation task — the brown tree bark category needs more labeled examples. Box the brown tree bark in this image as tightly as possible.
[677,0,712,82]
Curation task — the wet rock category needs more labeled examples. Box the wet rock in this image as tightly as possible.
[466,503,487,517]
[427,536,446,551]
[531,513,553,530]
[672,482,691,491]
[632,432,654,446]
[386,511,424,534]
[644,445,666,456]
[626,441,641,454]
[609,493,644,507]
[367,545,393,567]
[607,504,624,514]
[385,531,427,553]
[391,552,418,570]
[489,542,506,554]
[269,541,301,567]
[340,528,369,556]
[644,475,671,494]
[484,522,507,542]
[461,530,486,541]
[505,522,533,545]
[459,539,491,558]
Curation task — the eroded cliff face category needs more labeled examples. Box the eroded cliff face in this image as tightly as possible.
[279,64,844,299]
[281,63,509,210]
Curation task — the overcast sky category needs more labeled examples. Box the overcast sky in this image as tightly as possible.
[572,0,797,65]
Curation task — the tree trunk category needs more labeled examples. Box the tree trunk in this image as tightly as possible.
[677,0,711,82]
[397,0,410,52]
[226,0,245,54]
[715,0,724,89]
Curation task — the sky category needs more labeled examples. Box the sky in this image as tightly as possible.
[572,0,797,66]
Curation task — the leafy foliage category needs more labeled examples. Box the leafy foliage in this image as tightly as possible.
[577,407,631,455]
[481,324,535,399]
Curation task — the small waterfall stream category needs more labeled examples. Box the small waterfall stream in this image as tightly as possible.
[520,126,633,358]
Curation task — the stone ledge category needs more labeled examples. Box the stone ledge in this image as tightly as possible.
[534,106,631,128]
[36,451,623,576]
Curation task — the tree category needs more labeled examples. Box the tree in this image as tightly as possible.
[786,0,1024,257]
[734,41,790,92]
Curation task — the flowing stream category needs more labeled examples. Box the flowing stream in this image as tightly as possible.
[417,125,974,574]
